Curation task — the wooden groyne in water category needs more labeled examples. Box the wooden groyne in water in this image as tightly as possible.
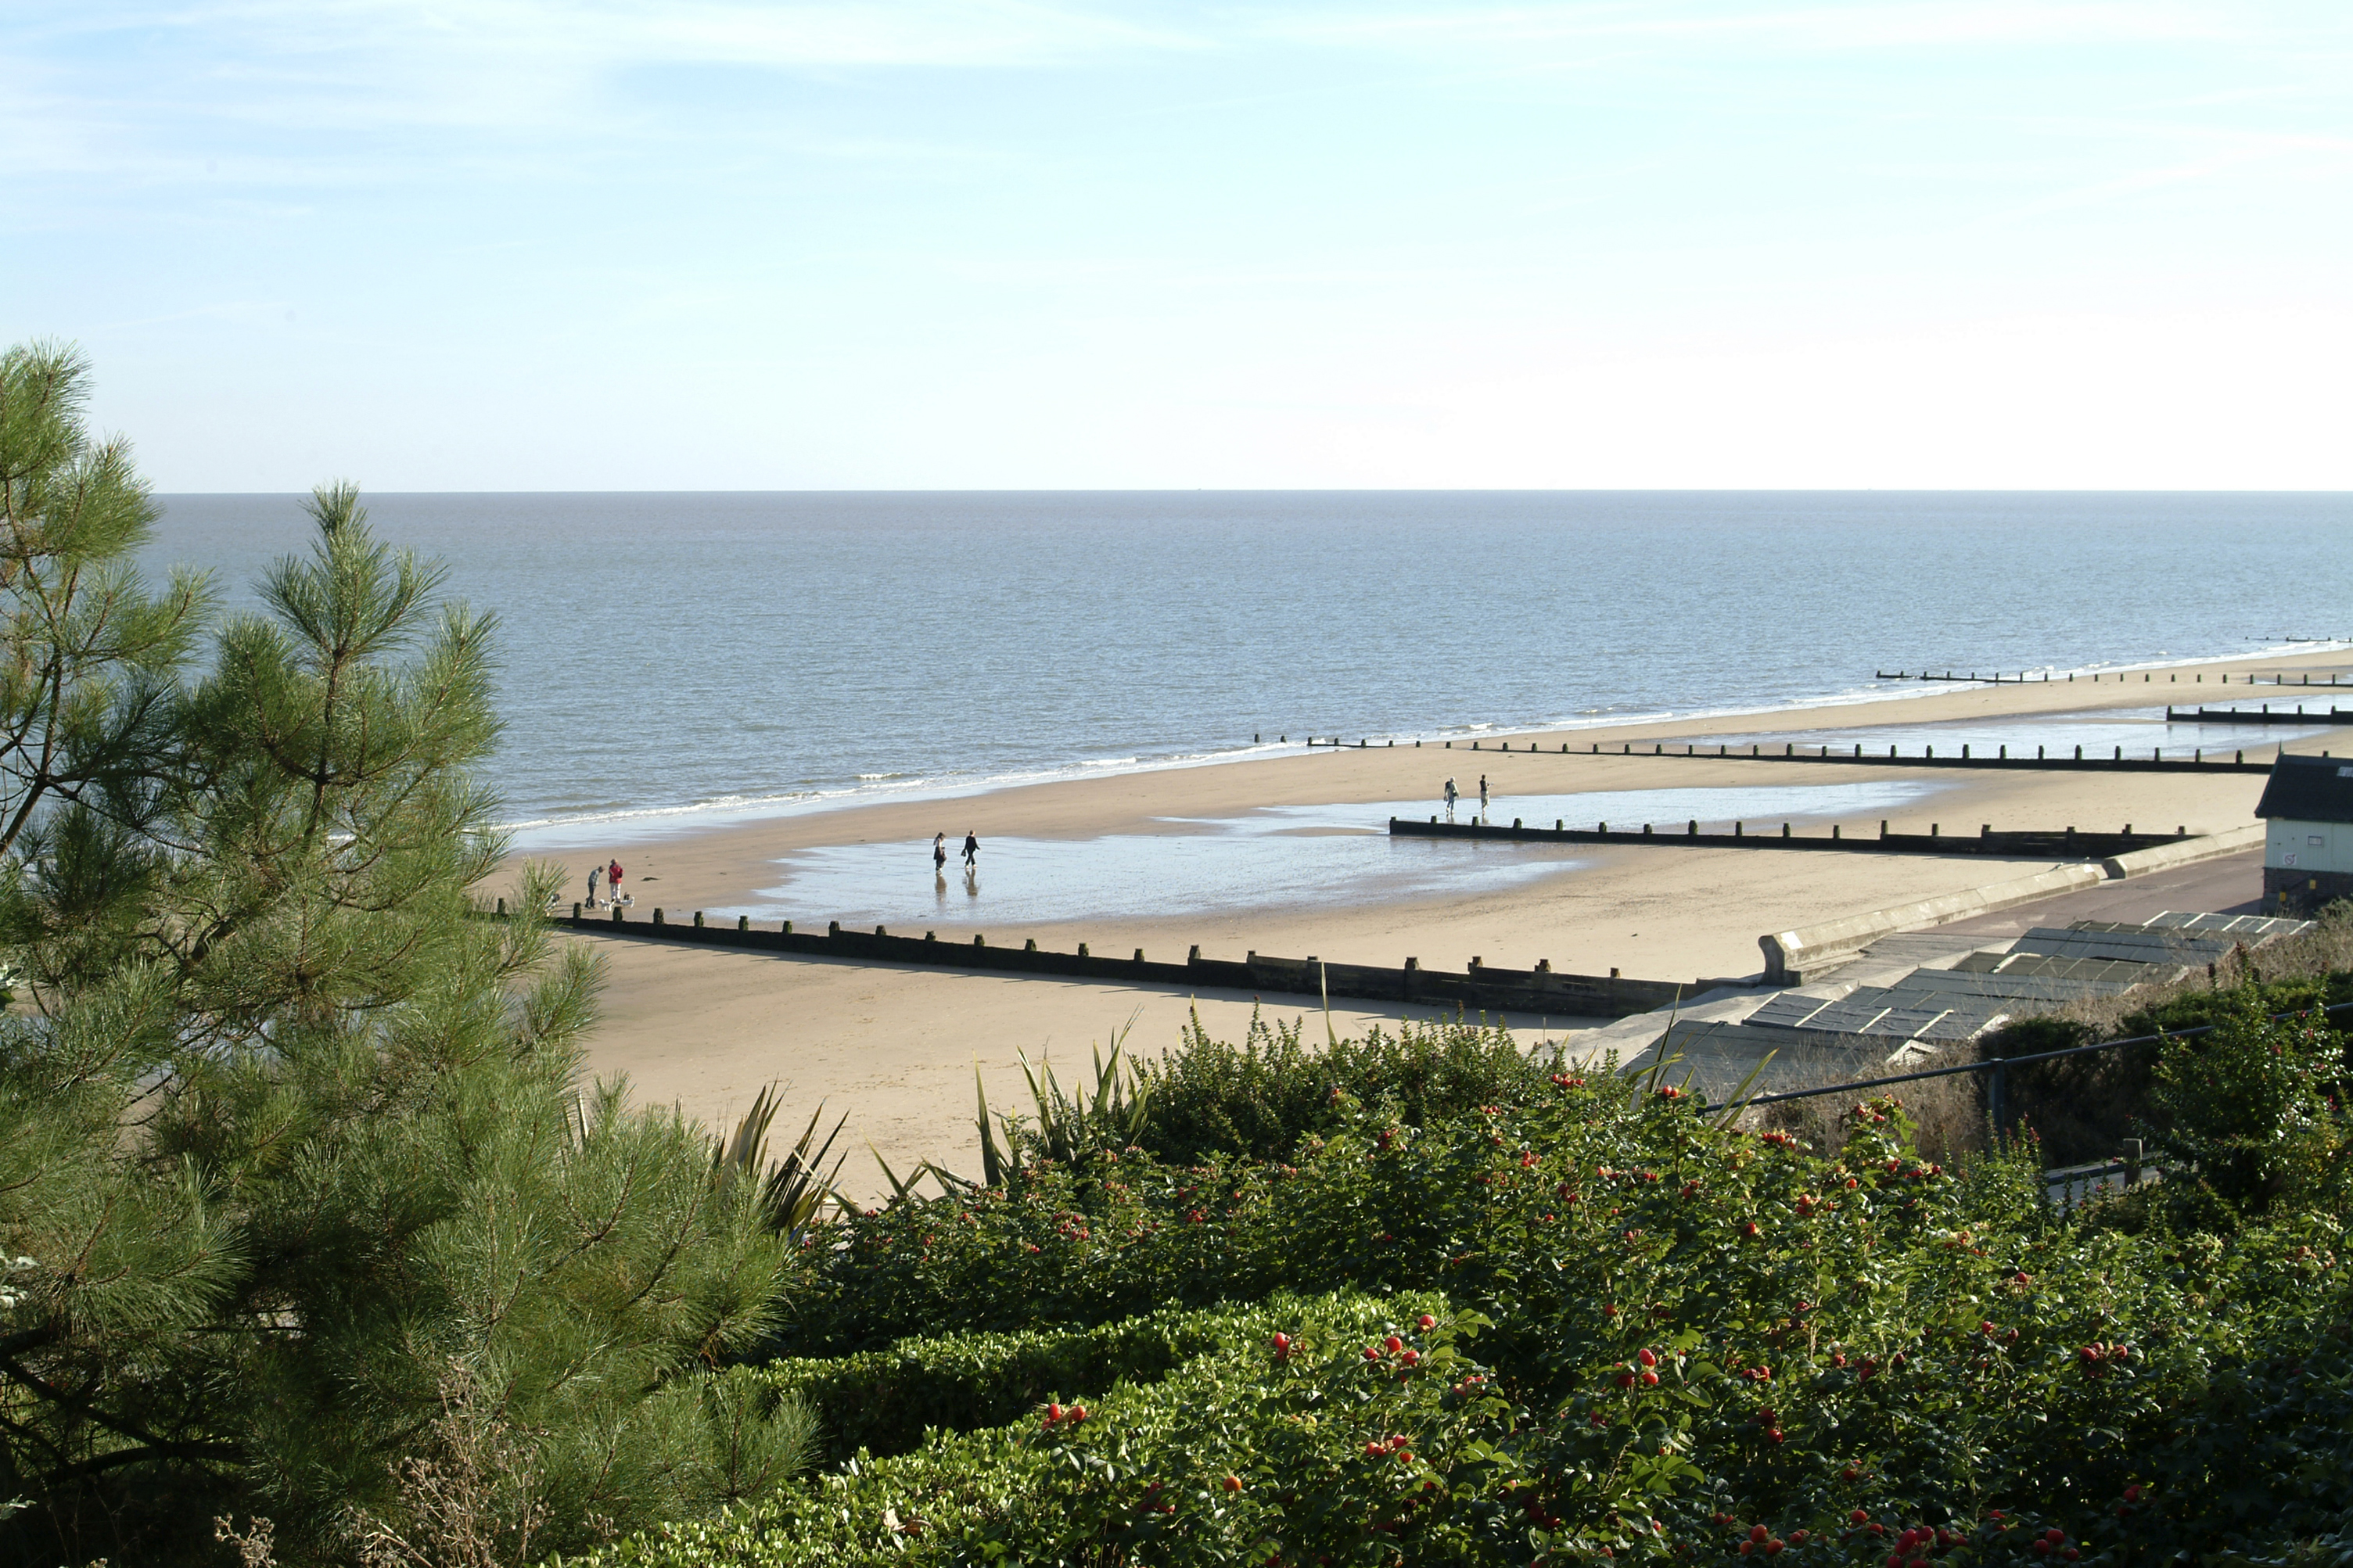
[1309,736,2275,768]
[1392,817,2191,859]
[1295,669,2347,752]
[1874,669,2348,686]
[2166,705,2353,727]
[1503,738,2279,773]
[548,906,1691,1019]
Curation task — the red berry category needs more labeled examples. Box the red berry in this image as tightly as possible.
[1637,1348,1658,1367]
[1385,1335,1404,1353]
[1402,1348,1420,1365]
[1640,1370,1658,1386]
[1396,1450,1413,1465]
[2031,1543,2049,1557]
[1046,1402,1062,1423]
[1417,1314,1437,1330]
[1751,1526,1770,1544]
[2046,1530,2066,1544]
[1364,1441,1383,1459]
[1743,1222,1762,1238]
[1617,1372,1636,1389]
[1764,1542,1783,1556]
[1851,1511,1870,1526]
[1222,1474,1241,1492]
[2064,1551,2078,1562]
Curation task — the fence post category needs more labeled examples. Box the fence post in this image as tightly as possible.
[1988,1060,2007,1139]
[2121,1137,2143,1186]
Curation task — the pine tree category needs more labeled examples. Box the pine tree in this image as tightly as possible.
[0,355,810,1566]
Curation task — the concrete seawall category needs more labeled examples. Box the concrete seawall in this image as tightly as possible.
[1755,823,2262,983]
[1758,865,2112,985]
[554,909,1693,1019]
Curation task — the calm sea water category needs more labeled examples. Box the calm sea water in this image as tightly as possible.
[144,492,2353,837]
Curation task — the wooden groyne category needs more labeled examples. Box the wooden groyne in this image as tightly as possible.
[1874,670,2050,684]
[1568,738,2276,773]
[553,906,1690,1019]
[1296,669,2347,754]
[2166,705,2353,726]
[1392,817,2190,859]
[1874,669,2347,686]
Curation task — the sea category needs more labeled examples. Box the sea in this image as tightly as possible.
[145,490,2353,861]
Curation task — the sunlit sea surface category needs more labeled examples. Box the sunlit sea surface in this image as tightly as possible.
[147,491,2352,852]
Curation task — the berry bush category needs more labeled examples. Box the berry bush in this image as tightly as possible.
[566,1032,2351,1567]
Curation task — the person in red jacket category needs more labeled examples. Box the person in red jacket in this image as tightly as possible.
[608,859,623,902]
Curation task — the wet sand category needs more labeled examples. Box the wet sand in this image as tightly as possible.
[516,650,2348,1192]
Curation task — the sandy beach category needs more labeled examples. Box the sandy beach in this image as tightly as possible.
[512,650,2350,1193]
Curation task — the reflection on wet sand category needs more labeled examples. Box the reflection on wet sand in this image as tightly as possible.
[735,778,1949,928]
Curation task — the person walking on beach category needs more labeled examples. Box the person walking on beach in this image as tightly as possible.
[1443,776,1457,812]
[1478,774,1490,816]
[962,831,979,868]
[587,865,602,907]
[608,859,623,902]
[933,832,948,873]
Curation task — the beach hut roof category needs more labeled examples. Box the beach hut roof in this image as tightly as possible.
[2253,752,2353,825]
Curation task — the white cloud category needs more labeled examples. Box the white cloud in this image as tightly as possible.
[1252,1,2265,56]
[5,0,1200,164]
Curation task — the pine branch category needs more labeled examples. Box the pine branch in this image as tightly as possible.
[0,1351,239,1467]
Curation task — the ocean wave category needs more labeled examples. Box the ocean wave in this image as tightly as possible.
[498,637,2352,847]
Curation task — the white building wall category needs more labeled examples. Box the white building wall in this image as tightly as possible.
[2266,818,2353,876]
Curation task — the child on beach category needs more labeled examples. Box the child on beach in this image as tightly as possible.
[608,859,623,902]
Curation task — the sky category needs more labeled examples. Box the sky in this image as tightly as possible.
[5,2,2351,490]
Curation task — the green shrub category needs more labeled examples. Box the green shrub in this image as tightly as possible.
[594,1072,2353,1567]
[1127,1008,1546,1163]
[2146,997,2350,1223]
[577,1293,1485,1568]
[1978,981,2353,1168]
[737,1293,1401,1463]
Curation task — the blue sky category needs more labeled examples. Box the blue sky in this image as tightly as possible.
[7,2,2351,489]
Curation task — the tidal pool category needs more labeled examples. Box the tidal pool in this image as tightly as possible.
[727,779,1947,928]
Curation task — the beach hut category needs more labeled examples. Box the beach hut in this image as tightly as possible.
[2254,752,2353,914]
